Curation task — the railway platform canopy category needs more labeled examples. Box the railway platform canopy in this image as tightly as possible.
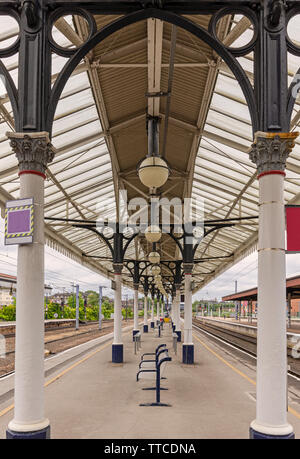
[0,0,300,441]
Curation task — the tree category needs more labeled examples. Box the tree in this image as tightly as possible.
[87,291,99,307]
[67,293,84,308]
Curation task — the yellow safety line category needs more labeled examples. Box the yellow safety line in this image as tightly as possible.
[0,331,124,419]
[193,334,256,385]
[0,404,14,418]
[44,341,112,388]
[193,333,300,421]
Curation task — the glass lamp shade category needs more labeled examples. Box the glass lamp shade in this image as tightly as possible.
[152,265,161,276]
[145,225,162,243]
[148,251,160,264]
[154,274,162,281]
[138,156,169,188]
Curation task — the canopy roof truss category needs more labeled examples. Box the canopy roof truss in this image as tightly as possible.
[0,1,299,293]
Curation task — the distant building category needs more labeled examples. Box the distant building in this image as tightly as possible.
[49,292,70,304]
[0,273,52,306]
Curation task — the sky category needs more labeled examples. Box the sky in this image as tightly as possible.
[193,251,300,302]
[1,214,300,302]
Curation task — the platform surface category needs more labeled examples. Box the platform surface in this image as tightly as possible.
[1,322,300,439]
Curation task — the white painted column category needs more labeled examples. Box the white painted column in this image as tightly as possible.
[251,172,292,436]
[133,287,139,332]
[7,132,55,438]
[156,298,160,322]
[151,298,154,323]
[113,271,122,345]
[183,273,193,345]
[75,284,79,330]
[143,294,148,332]
[144,295,147,325]
[170,299,174,323]
[182,265,194,364]
[249,131,298,439]
[9,173,49,434]
[174,291,179,331]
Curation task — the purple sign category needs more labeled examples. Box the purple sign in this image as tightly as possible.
[5,198,34,245]
[7,210,31,234]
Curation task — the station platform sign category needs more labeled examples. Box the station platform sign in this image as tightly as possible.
[286,205,300,253]
[5,198,34,245]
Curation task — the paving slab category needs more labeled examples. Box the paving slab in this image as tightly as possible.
[0,322,300,439]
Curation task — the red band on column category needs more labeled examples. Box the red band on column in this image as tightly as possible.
[257,170,286,180]
[18,170,46,180]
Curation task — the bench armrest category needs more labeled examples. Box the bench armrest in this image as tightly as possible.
[136,369,156,381]
[139,359,155,369]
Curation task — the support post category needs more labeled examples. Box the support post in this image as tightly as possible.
[249,131,298,439]
[75,284,79,330]
[99,285,103,330]
[143,294,148,333]
[182,263,194,364]
[6,132,55,439]
[156,295,160,324]
[112,263,123,363]
[133,283,139,340]
[150,297,155,329]
[175,286,181,342]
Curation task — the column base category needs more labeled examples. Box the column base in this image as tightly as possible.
[176,330,181,342]
[6,425,50,439]
[250,427,294,439]
[182,344,194,364]
[143,324,148,333]
[112,344,123,363]
[133,329,139,342]
[150,321,154,329]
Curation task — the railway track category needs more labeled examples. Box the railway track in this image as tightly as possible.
[0,319,133,378]
[0,320,111,339]
[192,318,300,379]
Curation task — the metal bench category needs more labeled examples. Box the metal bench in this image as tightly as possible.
[139,343,166,364]
[138,346,168,371]
[137,348,172,407]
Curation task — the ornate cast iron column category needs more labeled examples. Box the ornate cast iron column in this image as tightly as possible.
[6,132,55,440]
[249,131,298,439]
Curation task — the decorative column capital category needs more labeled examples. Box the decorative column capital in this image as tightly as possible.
[249,131,299,177]
[183,263,193,274]
[7,132,56,178]
[133,283,139,291]
[113,263,123,274]
[175,283,181,292]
